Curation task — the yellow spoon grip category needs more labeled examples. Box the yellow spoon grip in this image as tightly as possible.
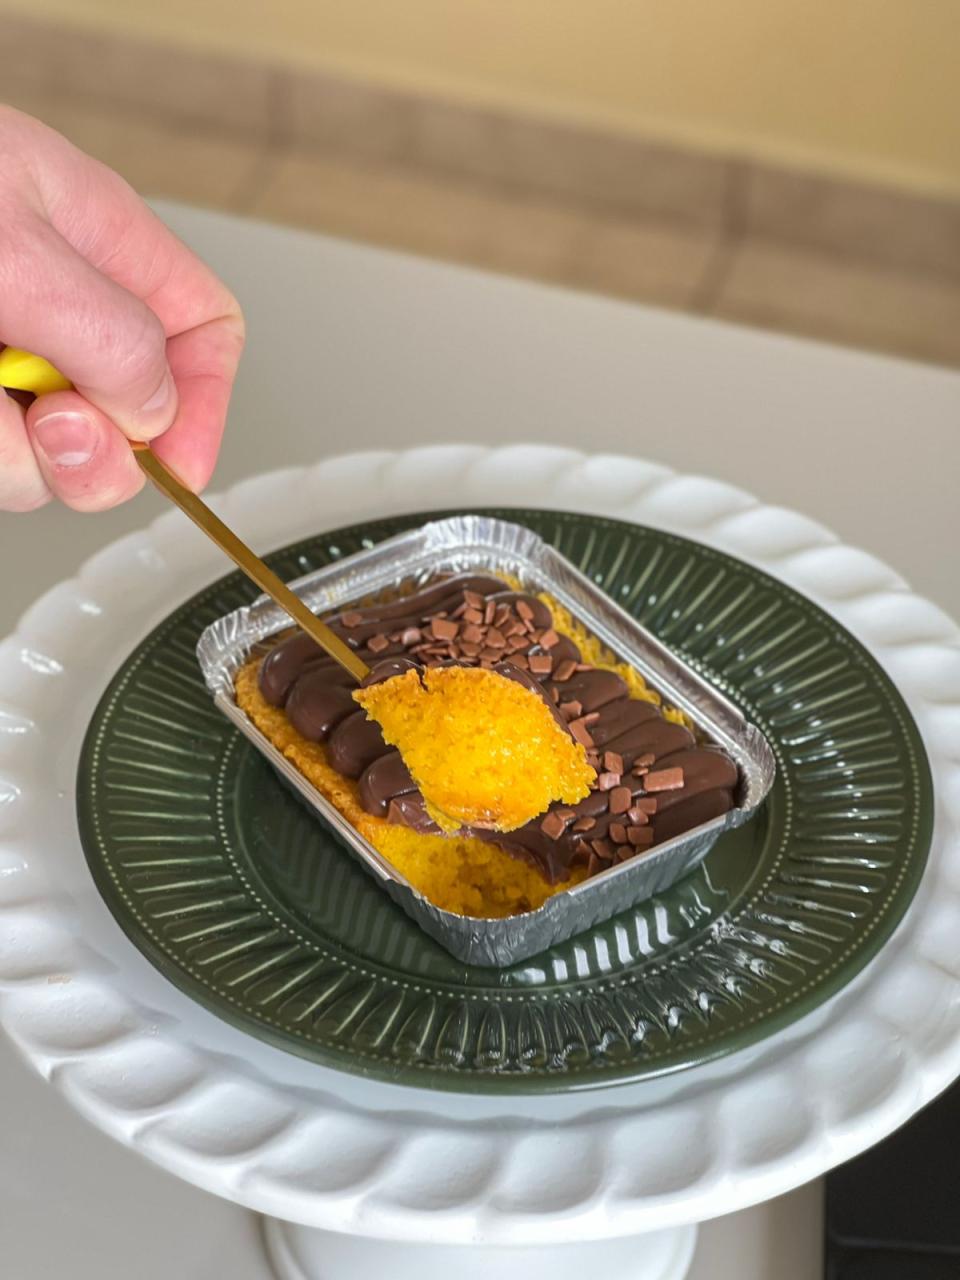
[0,348,73,396]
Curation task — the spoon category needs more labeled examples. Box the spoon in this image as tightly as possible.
[1,348,596,833]
[0,347,369,683]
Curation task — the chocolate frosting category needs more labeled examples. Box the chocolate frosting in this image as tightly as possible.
[259,574,738,883]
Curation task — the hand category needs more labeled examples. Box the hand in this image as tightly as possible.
[0,105,244,513]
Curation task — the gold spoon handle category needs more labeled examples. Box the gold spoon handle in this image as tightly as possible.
[133,446,369,682]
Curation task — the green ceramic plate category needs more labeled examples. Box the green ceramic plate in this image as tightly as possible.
[78,509,933,1092]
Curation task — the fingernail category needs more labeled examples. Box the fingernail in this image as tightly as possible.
[137,369,176,420]
[32,411,98,468]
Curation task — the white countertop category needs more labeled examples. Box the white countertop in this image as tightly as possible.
[1,202,957,1278]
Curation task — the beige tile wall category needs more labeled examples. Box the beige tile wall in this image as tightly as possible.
[2,11,959,369]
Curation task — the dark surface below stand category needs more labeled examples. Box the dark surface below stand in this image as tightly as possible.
[826,1075,960,1277]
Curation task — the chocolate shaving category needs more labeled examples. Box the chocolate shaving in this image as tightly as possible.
[609,821,628,844]
[540,811,567,840]
[539,629,560,649]
[367,633,391,654]
[627,825,654,846]
[528,654,553,676]
[603,751,624,775]
[608,786,632,814]
[552,659,578,683]
[572,816,596,833]
[341,611,363,628]
[645,767,685,792]
[431,618,459,641]
[596,771,621,792]
[516,600,534,622]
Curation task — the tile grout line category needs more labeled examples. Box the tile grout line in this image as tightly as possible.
[227,69,295,214]
[686,160,749,315]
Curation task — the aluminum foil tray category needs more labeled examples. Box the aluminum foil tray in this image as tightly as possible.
[197,516,775,966]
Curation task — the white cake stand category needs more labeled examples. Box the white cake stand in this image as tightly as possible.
[2,446,959,1280]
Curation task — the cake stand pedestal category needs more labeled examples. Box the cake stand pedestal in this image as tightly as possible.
[1,448,958,1280]
[263,1222,697,1280]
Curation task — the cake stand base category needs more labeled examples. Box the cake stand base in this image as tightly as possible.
[261,1218,698,1280]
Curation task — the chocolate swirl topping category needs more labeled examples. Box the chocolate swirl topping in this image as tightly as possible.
[259,574,738,883]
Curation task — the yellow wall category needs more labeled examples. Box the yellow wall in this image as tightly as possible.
[8,0,960,194]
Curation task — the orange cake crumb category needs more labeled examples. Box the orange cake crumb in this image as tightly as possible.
[352,665,594,832]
